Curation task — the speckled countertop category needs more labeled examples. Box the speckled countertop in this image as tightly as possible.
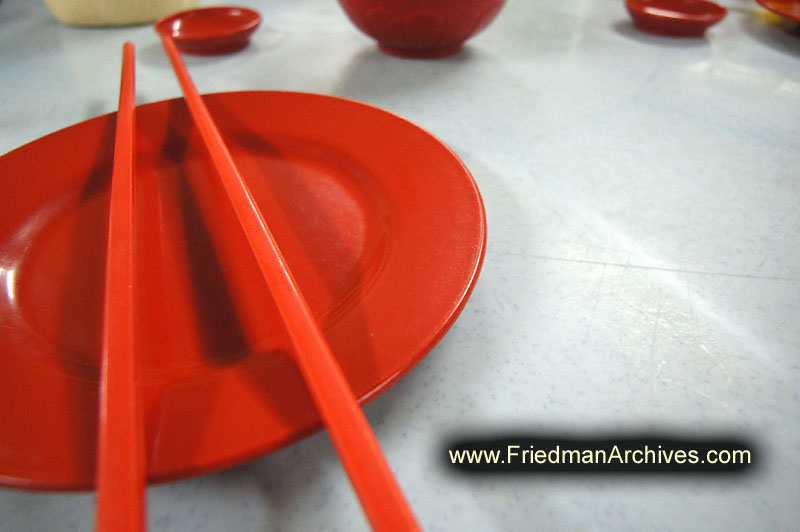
[1,0,798,530]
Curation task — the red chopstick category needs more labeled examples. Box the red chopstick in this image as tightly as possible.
[161,35,422,532]
[95,41,147,532]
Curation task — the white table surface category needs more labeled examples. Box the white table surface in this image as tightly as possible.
[1,0,799,530]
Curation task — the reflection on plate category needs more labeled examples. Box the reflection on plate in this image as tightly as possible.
[0,91,486,489]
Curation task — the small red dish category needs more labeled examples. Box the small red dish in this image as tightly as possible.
[154,7,262,55]
[754,0,800,23]
[625,0,727,37]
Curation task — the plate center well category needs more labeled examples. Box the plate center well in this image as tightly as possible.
[12,140,389,380]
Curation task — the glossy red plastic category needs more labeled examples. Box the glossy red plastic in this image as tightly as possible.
[625,0,727,37]
[0,91,486,490]
[754,0,800,23]
[161,36,421,532]
[337,0,506,58]
[95,42,146,532]
[154,7,261,55]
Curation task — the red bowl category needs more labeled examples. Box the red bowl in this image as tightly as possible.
[154,7,262,55]
[625,0,727,37]
[336,0,506,58]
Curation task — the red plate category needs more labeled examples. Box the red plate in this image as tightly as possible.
[0,91,486,490]
[754,0,800,22]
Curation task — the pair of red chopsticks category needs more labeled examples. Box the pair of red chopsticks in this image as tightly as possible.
[96,39,422,532]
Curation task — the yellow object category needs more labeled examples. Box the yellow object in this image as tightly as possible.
[43,0,199,27]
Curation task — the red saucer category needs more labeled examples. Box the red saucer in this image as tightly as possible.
[154,7,262,54]
[625,0,727,37]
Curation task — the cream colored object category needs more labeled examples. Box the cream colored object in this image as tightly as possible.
[43,0,199,26]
